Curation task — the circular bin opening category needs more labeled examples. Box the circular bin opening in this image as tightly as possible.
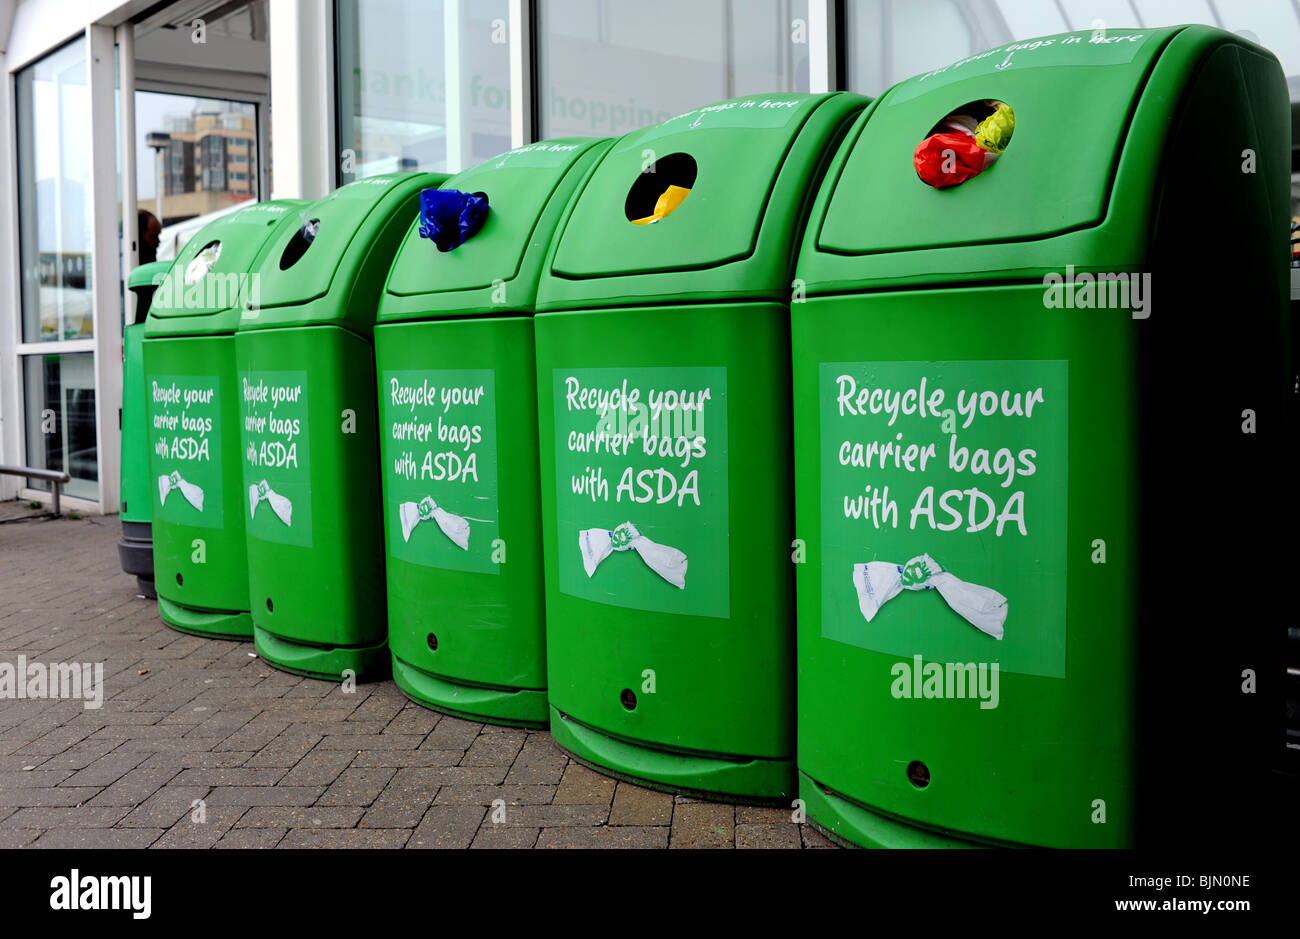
[266,598,274,613]
[184,240,222,286]
[906,760,931,789]
[620,688,637,711]
[913,100,1014,189]
[280,218,320,270]
[624,152,697,224]
[427,633,438,652]
[175,573,183,587]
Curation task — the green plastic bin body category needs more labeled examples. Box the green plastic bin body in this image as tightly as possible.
[143,202,306,639]
[119,261,171,598]
[376,139,611,726]
[793,27,1291,847]
[534,92,868,800]
[235,172,446,681]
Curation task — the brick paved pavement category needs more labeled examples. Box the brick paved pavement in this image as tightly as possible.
[0,502,835,849]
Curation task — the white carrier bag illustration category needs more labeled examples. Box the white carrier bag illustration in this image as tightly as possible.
[399,496,470,550]
[158,471,204,512]
[579,521,688,589]
[249,479,292,526]
[852,553,1007,639]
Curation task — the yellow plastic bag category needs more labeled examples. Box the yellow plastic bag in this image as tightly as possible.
[631,185,691,225]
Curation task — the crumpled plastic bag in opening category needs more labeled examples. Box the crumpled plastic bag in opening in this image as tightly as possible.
[418,188,490,252]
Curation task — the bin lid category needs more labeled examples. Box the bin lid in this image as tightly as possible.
[799,26,1200,289]
[536,92,868,310]
[381,138,612,320]
[128,260,171,291]
[146,200,306,331]
[242,172,445,330]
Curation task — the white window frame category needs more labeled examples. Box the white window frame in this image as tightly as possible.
[5,25,121,514]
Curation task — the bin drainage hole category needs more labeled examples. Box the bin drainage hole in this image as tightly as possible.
[427,633,438,651]
[913,100,1014,189]
[907,760,931,789]
[280,218,320,270]
[266,598,273,613]
[620,688,637,711]
[175,573,183,587]
[625,152,697,225]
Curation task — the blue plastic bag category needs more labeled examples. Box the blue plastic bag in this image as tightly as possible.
[418,188,490,252]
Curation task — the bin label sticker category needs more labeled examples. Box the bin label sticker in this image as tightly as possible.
[619,97,808,151]
[819,360,1068,678]
[240,370,312,547]
[148,374,223,529]
[382,368,499,575]
[553,366,729,619]
[890,29,1153,105]
[480,141,588,171]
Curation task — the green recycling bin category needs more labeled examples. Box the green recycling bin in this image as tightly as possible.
[792,26,1291,847]
[119,261,172,599]
[376,139,611,726]
[534,92,868,800]
[143,202,305,638]
[235,172,445,681]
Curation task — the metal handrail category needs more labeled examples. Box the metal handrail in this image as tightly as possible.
[0,465,73,516]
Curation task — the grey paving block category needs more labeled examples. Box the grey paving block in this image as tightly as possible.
[537,826,670,849]
[407,805,486,849]
[0,769,75,788]
[736,823,802,849]
[0,829,43,848]
[488,804,611,829]
[433,785,557,806]
[317,767,397,806]
[553,763,617,805]
[237,806,364,829]
[214,828,286,848]
[241,731,324,768]
[278,828,410,849]
[171,767,287,787]
[151,806,248,849]
[61,749,153,787]
[470,826,541,849]
[83,764,178,806]
[609,782,674,826]
[118,785,211,829]
[0,787,102,807]
[383,705,441,736]
[317,733,423,751]
[203,786,326,807]
[3,805,130,828]
[31,828,164,849]
[278,749,355,787]
[345,748,462,768]
[420,717,483,750]
[670,803,735,849]
[461,733,524,768]
[801,824,840,849]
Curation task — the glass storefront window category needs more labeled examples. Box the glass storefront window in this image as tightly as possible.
[15,38,93,344]
[136,92,259,234]
[23,354,98,501]
[539,0,810,138]
[335,0,512,181]
[847,0,1300,99]
[846,0,984,96]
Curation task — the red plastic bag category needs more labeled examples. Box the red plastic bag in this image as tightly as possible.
[913,132,993,189]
